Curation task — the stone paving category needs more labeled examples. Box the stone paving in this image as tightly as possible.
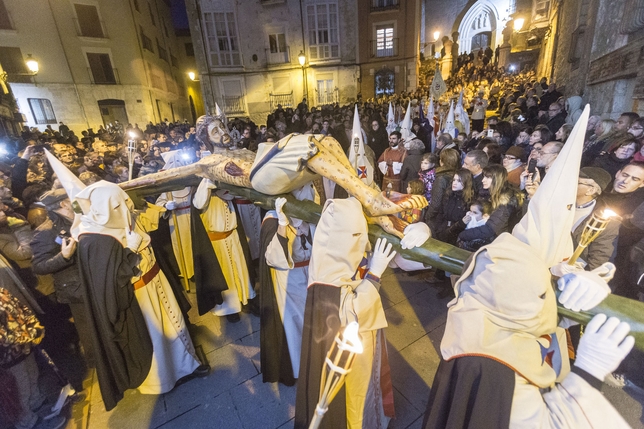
[61,269,644,429]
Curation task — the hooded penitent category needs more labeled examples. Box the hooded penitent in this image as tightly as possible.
[386,102,396,135]
[443,101,457,138]
[440,105,591,388]
[399,101,417,143]
[308,197,369,291]
[161,150,188,170]
[349,104,374,186]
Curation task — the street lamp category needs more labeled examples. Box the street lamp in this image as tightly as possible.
[433,31,440,42]
[25,54,39,75]
[298,50,307,103]
[187,71,199,81]
[513,18,525,32]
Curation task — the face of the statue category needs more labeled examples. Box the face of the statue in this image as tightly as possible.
[207,117,232,147]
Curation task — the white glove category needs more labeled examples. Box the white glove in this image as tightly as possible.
[550,260,585,277]
[574,313,635,381]
[591,262,616,282]
[392,162,403,175]
[275,197,289,226]
[126,231,143,252]
[378,161,387,175]
[400,222,430,249]
[368,238,396,278]
[164,201,177,210]
[557,270,611,312]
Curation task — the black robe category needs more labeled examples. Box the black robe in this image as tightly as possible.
[294,284,346,429]
[190,206,228,315]
[77,234,153,411]
[422,356,515,429]
[259,218,295,386]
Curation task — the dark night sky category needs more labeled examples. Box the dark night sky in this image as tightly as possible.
[170,0,189,30]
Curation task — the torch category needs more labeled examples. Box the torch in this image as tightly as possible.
[127,131,137,181]
[567,209,618,266]
[353,134,360,169]
[309,321,363,429]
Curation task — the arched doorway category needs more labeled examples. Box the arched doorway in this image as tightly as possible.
[457,0,500,54]
[374,68,395,98]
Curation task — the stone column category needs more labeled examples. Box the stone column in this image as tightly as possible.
[441,37,454,78]
[498,20,513,69]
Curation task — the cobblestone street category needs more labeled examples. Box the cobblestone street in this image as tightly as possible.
[61,269,644,429]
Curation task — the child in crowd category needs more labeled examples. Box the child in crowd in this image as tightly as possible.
[457,199,493,251]
[418,153,439,202]
[400,180,426,224]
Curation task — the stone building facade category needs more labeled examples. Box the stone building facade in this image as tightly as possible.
[185,0,361,123]
[0,0,193,133]
[551,0,644,117]
[357,0,422,99]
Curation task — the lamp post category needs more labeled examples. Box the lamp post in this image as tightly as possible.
[127,131,137,181]
[25,55,39,75]
[308,321,363,429]
[298,50,307,104]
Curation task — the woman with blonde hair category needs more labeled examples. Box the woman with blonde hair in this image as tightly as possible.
[582,118,616,166]
[457,164,523,246]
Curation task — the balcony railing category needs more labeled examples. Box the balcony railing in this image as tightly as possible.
[73,18,108,38]
[315,88,338,106]
[370,0,400,12]
[370,38,399,58]
[265,46,291,65]
[269,92,294,110]
[88,67,120,85]
[222,96,245,114]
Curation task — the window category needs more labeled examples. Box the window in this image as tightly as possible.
[535,0,550,19]
[203,12,241,66]
[28,99,56,124]
[74,4,105,38]
[185,42,194,57]
[148,2,156,26]
[269,33,287,54]
[157,38,169,62]
[371,0,399,10]
[87,53,117,84]
[375,25,394,57]
[133,0,139,12]
[0,0,13,30]
[140,26,154,52]
[307,3,339,60]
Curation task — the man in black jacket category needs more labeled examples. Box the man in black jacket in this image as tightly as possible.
[31,189,94,372]
[541,101,566,134]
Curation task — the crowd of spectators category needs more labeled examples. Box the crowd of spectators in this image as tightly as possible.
[1,60,644,427]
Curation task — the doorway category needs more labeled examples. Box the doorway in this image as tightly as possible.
[97,99,128,127]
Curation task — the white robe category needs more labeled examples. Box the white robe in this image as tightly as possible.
[195,191,255,316]
[133,246,200,394]
[264,213,313,377]
[155,188,194,280]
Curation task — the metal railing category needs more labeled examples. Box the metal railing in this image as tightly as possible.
[265,46,291,65]
[370,38,399,58]
[370,0,399,12]
[269,92,294,110]
[315,88,338,106]
[222,96,245,114]
[73,18,108,38]
[87,67,120,85]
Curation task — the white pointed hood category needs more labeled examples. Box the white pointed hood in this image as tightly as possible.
[348,104,374,185]
[386,102,396,135]
[161,150,187,170]
[443,101,457,138]
[44,149,86,201]
[400,101,417,143]
[512,105,591,266]
[455,90,470,135]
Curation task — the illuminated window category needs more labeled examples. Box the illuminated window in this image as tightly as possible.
[28,99,56,124]
[375,25,394,57]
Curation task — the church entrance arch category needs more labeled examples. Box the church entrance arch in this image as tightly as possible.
[457,1,501,54]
